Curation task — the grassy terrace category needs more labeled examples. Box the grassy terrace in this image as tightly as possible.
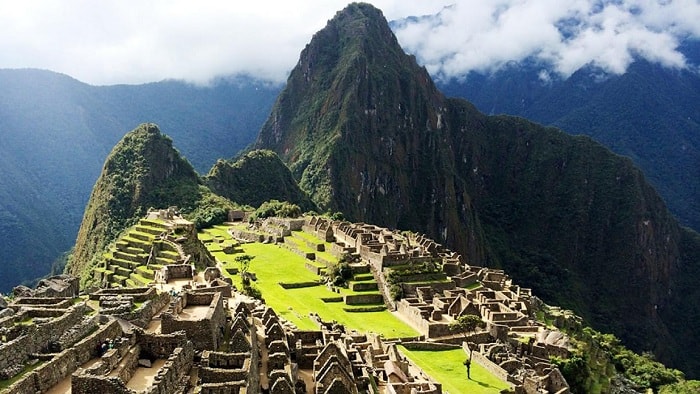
[398,347,511,394]
[201,228,417,339]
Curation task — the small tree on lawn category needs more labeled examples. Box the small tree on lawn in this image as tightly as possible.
[235,254,254,286]
[449,314,486,360]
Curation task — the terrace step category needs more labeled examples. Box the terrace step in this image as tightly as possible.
[113,250,146,264]
[129,231,155,242]
[353,273,375,281]
[114,266,132,278]
[124,237,151,251]
[349,263,370,275]
[109,258,141,270]
[123,246,144,255]
[113,275,128,286]
[139,219,170,230]
[155,256,178,265]
[349,281,379,292]
[129,273,150,286]
[135,266,155,280]
[136,225,166,236]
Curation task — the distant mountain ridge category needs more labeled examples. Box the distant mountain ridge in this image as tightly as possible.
[0,69,279,290]
[255,2,700,377]
[436,47,700,232]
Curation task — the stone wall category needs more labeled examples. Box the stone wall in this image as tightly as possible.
[344,294,384,305]
[201,382,247,394]
[162,264,194,282]
[230,228,265,243]
[199,366,249,383]
[465,342,510,383]
[161,291,225,350]
[9,297,73,309]
[0,303,89,379]
[401,341,461,351]
[147,342,195,394]
[113,291,170,328]
[89,287,157,303]
[401,281,456,297]
[70,374,134,394]
[137,331,189,359]
[3,319,123,394]
[57,314,99,351]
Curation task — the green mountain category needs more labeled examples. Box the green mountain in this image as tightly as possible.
[438,54,700,233]
[68,125,313,286]
[255,2,700,377]
[0,70,278,290]
[67,123,202,282]
[205,149,315,210]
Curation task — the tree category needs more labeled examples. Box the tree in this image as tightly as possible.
[449,314,486,337]
[235,254,254,285]
[449,314,486,363]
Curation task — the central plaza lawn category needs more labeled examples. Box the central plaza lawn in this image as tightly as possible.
[398,346,511,394]
[208,235,418,339]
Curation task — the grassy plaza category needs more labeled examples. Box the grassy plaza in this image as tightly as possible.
[399,346,511,394]
[204,228,419,338]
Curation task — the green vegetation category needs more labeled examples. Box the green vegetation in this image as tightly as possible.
[68,123,201,284]
[249,200,302,221]
[398,347,511,394]
[208,236,417,338]
[550,327,689,393]
[449,315,486,339]
[205,150,315,211]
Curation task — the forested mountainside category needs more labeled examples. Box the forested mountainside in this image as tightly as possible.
[255,2,700,377]
[437,45,700,233]
[67,123,309,287]
[0,70,278,290]
[67,123,202,283]
[205,149,315,211]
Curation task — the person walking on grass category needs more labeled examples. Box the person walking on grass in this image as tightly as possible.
[463,357,471,379]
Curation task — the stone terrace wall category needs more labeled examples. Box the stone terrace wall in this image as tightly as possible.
[113,291,170,328]
[201,382,247,394]
[89,287,157,303]
[147,341,195,394]
[163,264,193,282]
[3,318,123,394]
[9,297,73,310]
[161,292,225,350]
[137,331,189,359]
[0,303,89,379]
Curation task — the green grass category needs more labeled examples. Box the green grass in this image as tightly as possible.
[398,347,511,394]
[215,242,417,338]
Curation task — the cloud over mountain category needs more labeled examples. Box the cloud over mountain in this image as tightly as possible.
[393,0,700,81]
[0,1,697,85]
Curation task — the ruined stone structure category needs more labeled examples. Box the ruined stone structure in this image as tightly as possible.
[0,213,578,393]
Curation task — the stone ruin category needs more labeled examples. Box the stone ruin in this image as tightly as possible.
[0,214,579,393]
[305,216,571,394]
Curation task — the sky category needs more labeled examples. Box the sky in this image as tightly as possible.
[0,0,698,86]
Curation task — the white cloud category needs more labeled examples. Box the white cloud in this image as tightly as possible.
[0,0,696,85]
[393,0,699,81]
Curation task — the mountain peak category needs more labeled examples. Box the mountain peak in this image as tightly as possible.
[256,2,444,211]
[67,123,200,283]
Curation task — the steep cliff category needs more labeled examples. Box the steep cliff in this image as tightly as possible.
[255,2,700,375]
[67,123,201,281]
